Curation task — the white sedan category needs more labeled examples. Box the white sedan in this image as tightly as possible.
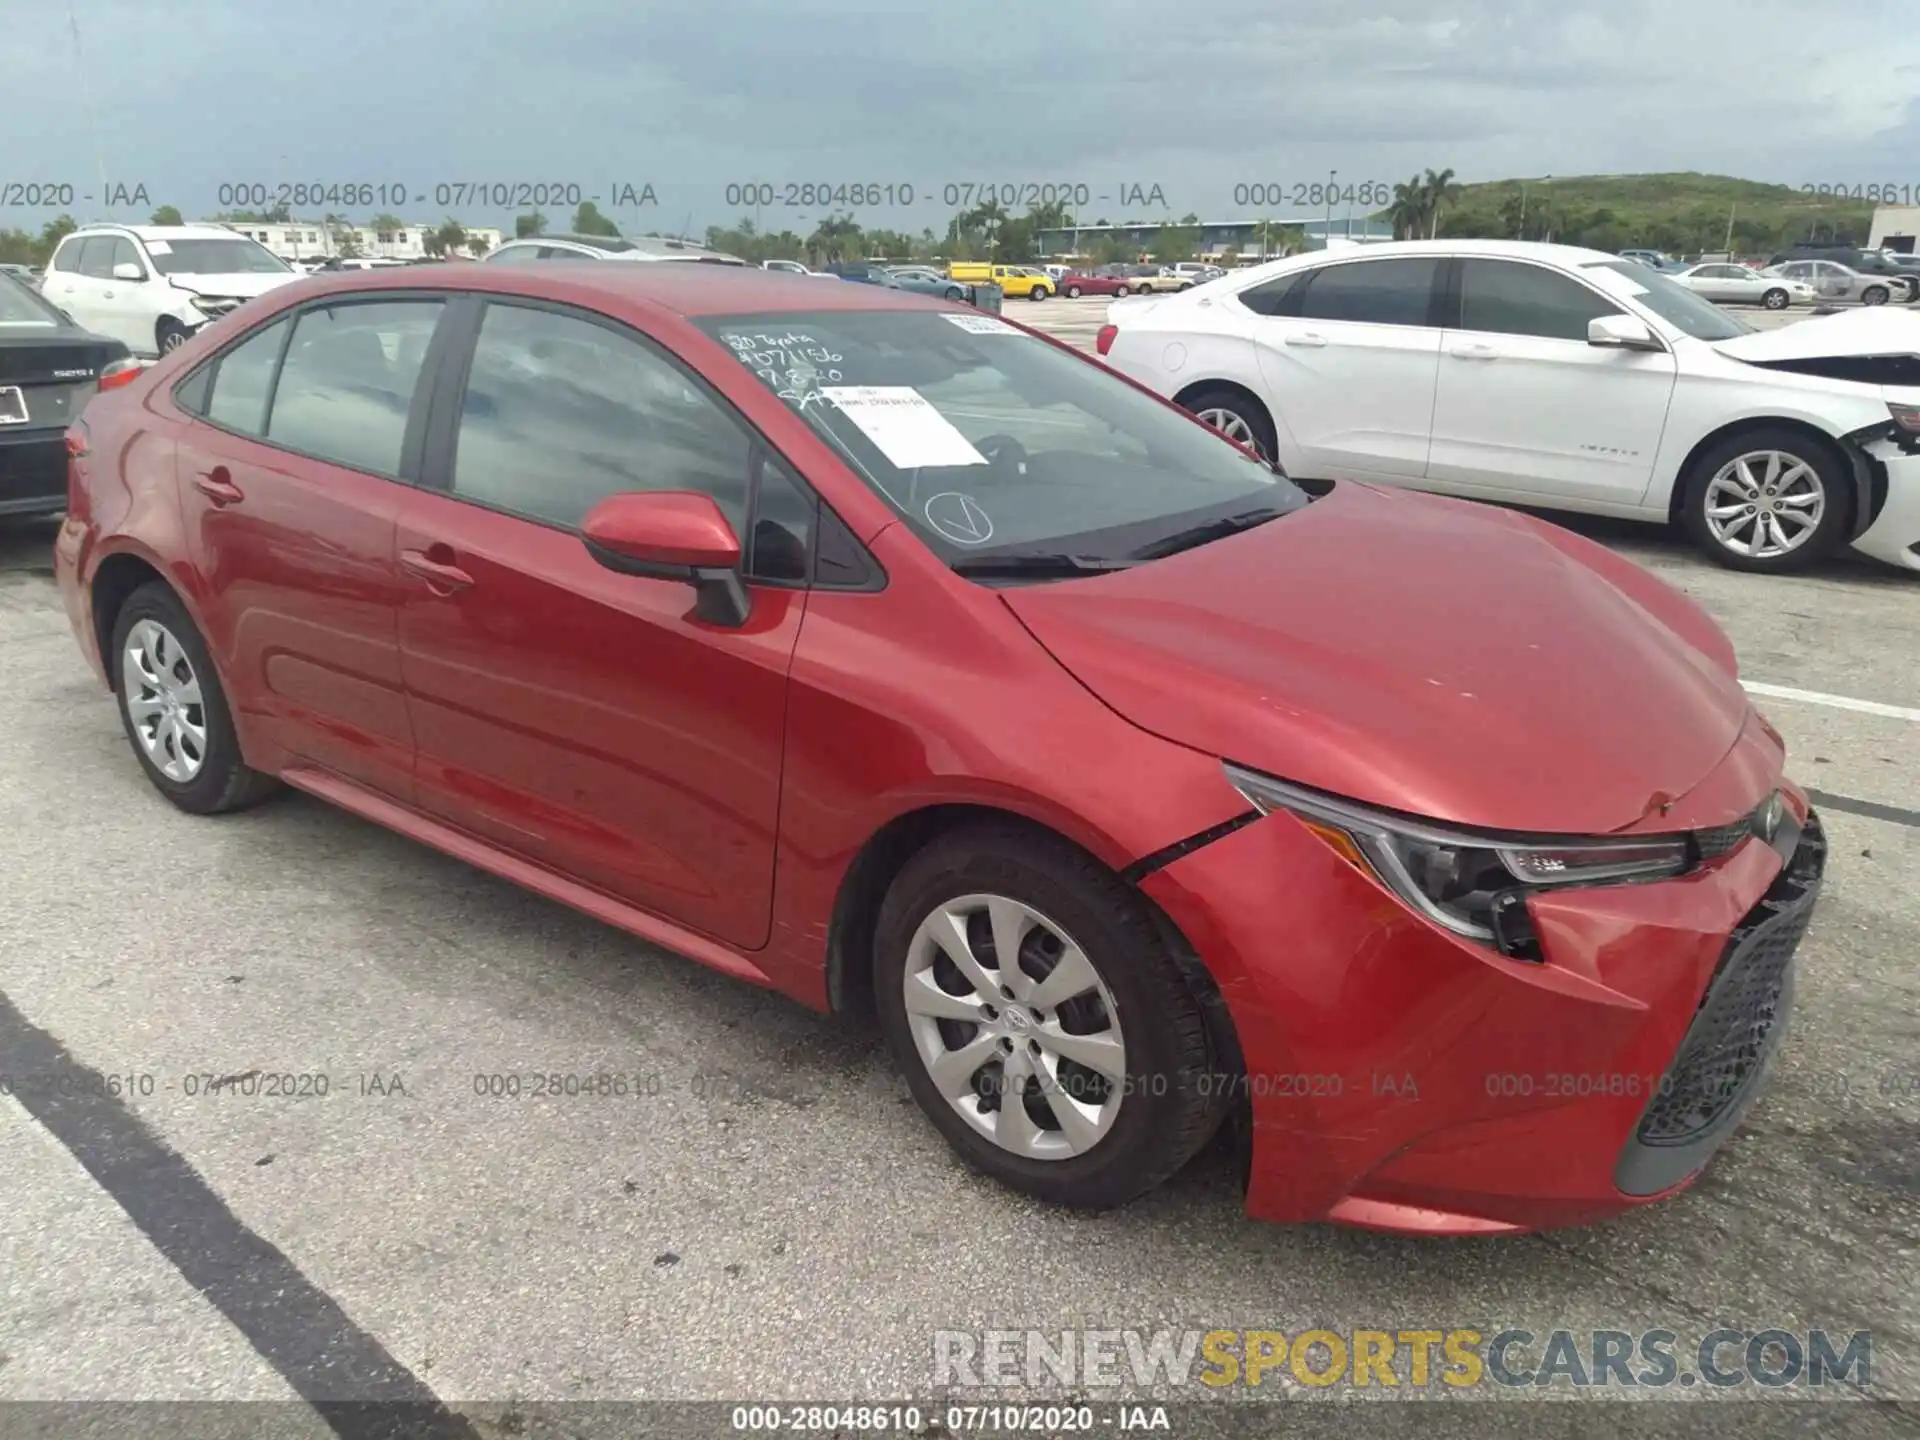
[1098,239,1920,573]
[1673,262,1814,310]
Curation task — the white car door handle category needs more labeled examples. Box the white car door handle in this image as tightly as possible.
[1449,342,1499,359]
[1284,331,1328,347]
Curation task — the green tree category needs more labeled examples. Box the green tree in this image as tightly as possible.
[514,210,547,238]
[0,228,35,265]
[1088,233,1124,266]
[1152,214,1204,265]
[572,201,619,237]
[1421,168,1461,237]
[368,213,405,255]
[150,205,184,226]
[805,212,864,265]
[467,232,492,258]
[1386,174,1426,240]
[37,214,78,265]
[428,217,467,258]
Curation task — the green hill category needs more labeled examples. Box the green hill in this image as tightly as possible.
[1427,172,1878,254]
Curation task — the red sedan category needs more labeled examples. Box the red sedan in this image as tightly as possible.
[54,263,1822,1234]
[1058,271,1137,298]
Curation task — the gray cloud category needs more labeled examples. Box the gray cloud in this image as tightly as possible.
[3,0,1918,232]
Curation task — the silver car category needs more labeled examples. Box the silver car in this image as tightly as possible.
[1766,259,1898,306]
[1673,263,1814,311]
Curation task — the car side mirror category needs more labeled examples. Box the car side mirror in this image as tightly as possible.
[580,491,750,627]
[111,262,145,282]
[1588,314,1662,352]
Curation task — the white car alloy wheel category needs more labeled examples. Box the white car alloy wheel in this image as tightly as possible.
[1197,407,1261,453]
[1702,450,1827,561]
[121,618,208,781]
[901,893,1127,1159]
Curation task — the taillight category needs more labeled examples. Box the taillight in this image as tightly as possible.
[65,420,90,458]
[98,358,143,392]
[1095,324,1117,356]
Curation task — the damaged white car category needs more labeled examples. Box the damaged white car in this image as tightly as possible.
[1099,240,1920,573]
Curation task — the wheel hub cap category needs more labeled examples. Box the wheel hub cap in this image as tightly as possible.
[902,894,1127,1160]
[1703,451,1824,560]
[122,618,208,782]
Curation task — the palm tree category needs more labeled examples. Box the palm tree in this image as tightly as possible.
[1387,174,1426,242]
[1422,168,1461,239]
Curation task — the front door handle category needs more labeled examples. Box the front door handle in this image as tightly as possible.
[400,546,475,595]
[1284,331,1328,347]
[1449,342,1499,360]
[192,467,245,505]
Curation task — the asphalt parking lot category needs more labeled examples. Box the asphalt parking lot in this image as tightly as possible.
[0,291,1915,1439]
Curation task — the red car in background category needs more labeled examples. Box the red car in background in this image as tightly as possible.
[1058,270,1136,298]
[55,262,1821,1234]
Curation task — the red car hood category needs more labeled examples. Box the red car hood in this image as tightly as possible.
[1003,484,1756,836]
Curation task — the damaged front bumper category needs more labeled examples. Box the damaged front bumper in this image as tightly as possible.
[1841,423,1920,571]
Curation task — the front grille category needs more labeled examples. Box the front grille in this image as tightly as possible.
[1635,812,1824,1147]
[1693,803,1762,859]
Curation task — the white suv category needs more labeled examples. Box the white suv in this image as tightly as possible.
[41,224,299,357]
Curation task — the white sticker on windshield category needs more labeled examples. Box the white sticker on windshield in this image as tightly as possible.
[820,386,987,469]
[145,240,172,255]
[940,313,1021,335]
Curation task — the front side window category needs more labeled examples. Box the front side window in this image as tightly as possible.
[51,238,84,273]
[146,239,290,276]
[76,238,119,279]
[696,309,1303,570]
[265,301,443,473]
[450,302,753,531]
[202,319,291,436]
[1457,259,1621,342]
[1294,258,1440,327]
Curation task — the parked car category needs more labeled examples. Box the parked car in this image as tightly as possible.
[1171,262,1224,283]
[1099,240,1920,573]
[1125,266,1193,294]
[0,268,140,519]
[56,261,1825,1234]
[1672,262,1814,310]
[0,262,39,286]
[948,263,1052,300]
[1057,271,1134,299]
[1764,259,1900,306]
[483,233,749,266]
[886,268,970,301]
[1619,249,1688,273]
[40,224,299,357]
[1768,246,1920,302]
[762,259,832,278]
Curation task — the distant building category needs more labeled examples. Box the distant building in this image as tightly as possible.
[1868,206,1920,254]
[214,220,504,261]
[1034,215,1393,260]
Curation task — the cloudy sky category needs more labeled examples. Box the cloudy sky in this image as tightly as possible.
[5,0,1920,233]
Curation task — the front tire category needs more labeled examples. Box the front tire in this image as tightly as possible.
[1862,285,1890,306]
[1679,429,1850,573]
[1761,287,1790,310]
[874,825,1224,1210]
[1065,283,1082,298]
[110,582,279,814]
[156,319,192,354]
[1115,284,1131,296]
[1180,384,1278,463]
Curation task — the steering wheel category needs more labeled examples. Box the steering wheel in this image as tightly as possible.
[973,433,1030,479]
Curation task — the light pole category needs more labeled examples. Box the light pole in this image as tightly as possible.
[1542,174,1553,243]
[1324,170,1337,246]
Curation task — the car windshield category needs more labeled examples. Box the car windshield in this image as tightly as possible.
[697,309,1305,570]
[146,239,291,275]
[1581,259,1751,340]
[0,271,62,326]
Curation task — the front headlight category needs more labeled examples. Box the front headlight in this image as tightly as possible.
[1224,764,1689,956]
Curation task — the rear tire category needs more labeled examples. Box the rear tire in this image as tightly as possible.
[1115,284,1131,297]
[1029,286,1050,301]
[110,582,280,814]
[1180,384,1278,463]
[1065,283,1082,298]
[1678,428,1850,573]
[1761,288,1789,310]
[874,825,1224,1210]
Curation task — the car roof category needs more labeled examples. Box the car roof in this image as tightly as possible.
[255,258,954,318]
[72,223,248,241]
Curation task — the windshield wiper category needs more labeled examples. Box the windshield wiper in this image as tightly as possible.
[1128,507,1288,561]
[950,552,1138,579]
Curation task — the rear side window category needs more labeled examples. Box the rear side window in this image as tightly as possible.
[1457,260,1621,342]
[482,246,543,265]
[265,301,443,475]
[1295,258,1440,327]
[1238,272,1301,316]
[203,319,290,435]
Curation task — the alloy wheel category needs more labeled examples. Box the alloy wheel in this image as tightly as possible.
[1703,451,1826,561]
[1197,407,1263,456]
[122,618,208,781]
[901,893,1127,1160]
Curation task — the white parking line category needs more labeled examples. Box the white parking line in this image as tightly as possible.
[1743,681,1920,723]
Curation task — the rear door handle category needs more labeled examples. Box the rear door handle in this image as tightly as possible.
[400,547,475,594]
[1284,331,1328,347]
[1449,342,1499,359]
[192,468,244,505]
